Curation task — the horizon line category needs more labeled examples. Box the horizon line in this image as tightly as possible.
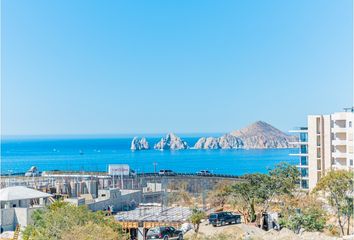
[1,132,226,139]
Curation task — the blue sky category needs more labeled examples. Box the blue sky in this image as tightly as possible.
[2,0,353,135]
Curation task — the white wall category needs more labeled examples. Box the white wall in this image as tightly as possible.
[0,208,15,231]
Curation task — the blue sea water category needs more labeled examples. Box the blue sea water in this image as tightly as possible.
[1,137,297,175]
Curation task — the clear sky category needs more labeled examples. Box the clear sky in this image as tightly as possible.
[1,0,353,136]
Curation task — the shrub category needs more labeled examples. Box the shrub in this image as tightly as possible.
[279,204,327,233]
[22,201,128,240]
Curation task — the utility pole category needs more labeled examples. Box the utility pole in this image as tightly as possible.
[153,162,157,192]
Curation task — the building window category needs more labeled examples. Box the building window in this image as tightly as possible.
[301,156,308,166]
[350,159,353,166]
[301,168,308,177]
[301,180,309,189]
[349,121,352,128]
[317,160,321,170]
[300,145,308,154]
[300,133,308,142]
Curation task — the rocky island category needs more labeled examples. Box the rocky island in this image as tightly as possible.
[130,121,295,151]
[154,133,189,150]
[194,121,295,149]
[130,137,149,150]
[230,121,295,149]
[194,134,244,149]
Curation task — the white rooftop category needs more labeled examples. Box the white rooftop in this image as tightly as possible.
[115,206,191,222]
[0,186,52,201]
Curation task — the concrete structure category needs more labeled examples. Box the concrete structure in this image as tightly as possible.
[290,108,354,190]
[0,186,52,231]
[115,206,191,240]
[64,188,142,212]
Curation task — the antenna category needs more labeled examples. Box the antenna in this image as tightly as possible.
[343,107,354,112]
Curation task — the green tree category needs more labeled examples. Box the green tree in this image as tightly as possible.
[61,221,119,240]
[231,173,269,222]
[314,170,354,236]
[230,163,299,223]
[208,181,232,209]
[279,197,327,233]
[189,208,206,233]
[23,201,128,240]
[342,196,354,235]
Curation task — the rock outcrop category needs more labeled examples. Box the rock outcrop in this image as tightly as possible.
[194,121,295,149]
[231,121,295,149]
[130,137,150,150]
[194,137,220,149]
[194,134,243,149]
[154,133,189,150]
[218,134,244,149]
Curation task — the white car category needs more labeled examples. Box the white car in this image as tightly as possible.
[196,170,212,176]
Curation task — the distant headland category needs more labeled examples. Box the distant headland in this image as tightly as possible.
[131,121,296,150]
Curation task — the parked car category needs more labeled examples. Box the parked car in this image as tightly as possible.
[196,170,212,176]
[146,226,183,240]
[158,169,176,176]
[209,212,241,227]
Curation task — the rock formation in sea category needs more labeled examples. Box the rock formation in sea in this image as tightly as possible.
[230,121,295,149]
[154,133,189,150]
[218,134,244,149]
[130,137,150,150]
[194,137,220,149]
[194,121,295,149]
[194,134,243,149]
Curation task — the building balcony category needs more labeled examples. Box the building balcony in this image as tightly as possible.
[332,164,349,170]
[332,151,347,158]
[289,128,308,133]
[332,113,348,121]
[289,153,308,157]
[332,139,347,146]
[332,127,347,133]
[296,165,308,168]
[289,141,308,145]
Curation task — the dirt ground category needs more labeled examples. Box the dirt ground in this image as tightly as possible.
[184,221,354,240]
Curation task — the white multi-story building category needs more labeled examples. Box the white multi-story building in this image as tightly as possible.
[290,108,354,190]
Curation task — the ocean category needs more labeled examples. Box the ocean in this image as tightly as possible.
[1,137,297,175]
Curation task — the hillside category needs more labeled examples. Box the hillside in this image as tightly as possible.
[231,121,295,149]
[194,121,295,149]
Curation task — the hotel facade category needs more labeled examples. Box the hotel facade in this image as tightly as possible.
[290,108,354,190]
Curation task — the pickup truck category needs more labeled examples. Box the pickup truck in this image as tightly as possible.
[209,212,241,227]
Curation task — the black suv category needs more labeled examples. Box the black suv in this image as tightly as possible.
[209,212,241,227]
[146,226,183,240]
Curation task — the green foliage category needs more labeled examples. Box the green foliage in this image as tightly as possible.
[279,204,327,232]
[61,221,119,240]
[22,201,128,240]
[208,181,232,208]
[314,170,353,206]
[189,208,206,233]
[231,173,269,222]
[268,162,299,195]
[230,163,299,222]
[314,170,354,236]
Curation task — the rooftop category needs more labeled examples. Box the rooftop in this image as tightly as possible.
[0,186,52,201]
[115,206,191,223]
